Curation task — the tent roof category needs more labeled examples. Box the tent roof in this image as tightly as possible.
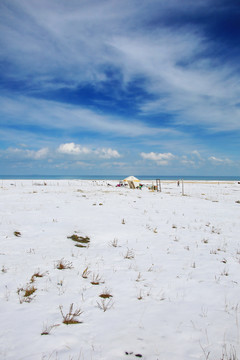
[123,176,140,182]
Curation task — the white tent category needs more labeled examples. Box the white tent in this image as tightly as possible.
[123,176,140,182]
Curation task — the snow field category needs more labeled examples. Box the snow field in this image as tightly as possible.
[0,180,240,360]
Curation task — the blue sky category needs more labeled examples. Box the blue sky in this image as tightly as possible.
[0,0,240,176]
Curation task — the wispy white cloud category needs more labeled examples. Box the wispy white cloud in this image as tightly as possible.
[95,148,121,159]
[75,161,92,168]
[192,150,203,160]
[0,95,178,139]
[181,159,196,166]
[1,0,239,134]
[6,147,49,160]
[179,151,205,168]
[99,161,127,169]
[208,156,233,165]
[112,32,240,132]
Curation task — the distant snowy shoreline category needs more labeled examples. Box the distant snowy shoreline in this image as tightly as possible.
[0,175,239,181]
[0,178,239,183]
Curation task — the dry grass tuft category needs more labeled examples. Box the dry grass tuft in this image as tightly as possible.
[136,272,144,282]
[55,259,73,270]
[59,303,83,324]
[124,249,135,259]
[17,284,37,303]
[68,234,90,248]
[210,249,217,254]
[221,268,229,276]
[30,271,45,283]
[68,234,90,243]
[75,243,88,248]
[137,290,143,300]
[24,285,37,297]
[1,265,7,273]
[99,288,113,299]
[14,231,21,237]
[91,273,104,285]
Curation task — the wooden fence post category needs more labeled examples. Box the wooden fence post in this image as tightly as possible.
[182,179,184,196]
[156,179,161,192]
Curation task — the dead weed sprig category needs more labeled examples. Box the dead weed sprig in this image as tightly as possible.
[82,266,91,279]
[210,249,218,255]
[124,249,135,259]
[97,298,114,312]
[41,323,60,335]
[136,272,144,282]
[221,344,238,360]
[221,268,229,276]
[109,238,119,247]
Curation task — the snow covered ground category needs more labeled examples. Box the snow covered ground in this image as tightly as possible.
[0,179,240,360]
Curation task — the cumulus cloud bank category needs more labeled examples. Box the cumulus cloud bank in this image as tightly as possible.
[141,152,175,165]
[58,143,120,159]
[96,148,121,159]
[58,143,91,155]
